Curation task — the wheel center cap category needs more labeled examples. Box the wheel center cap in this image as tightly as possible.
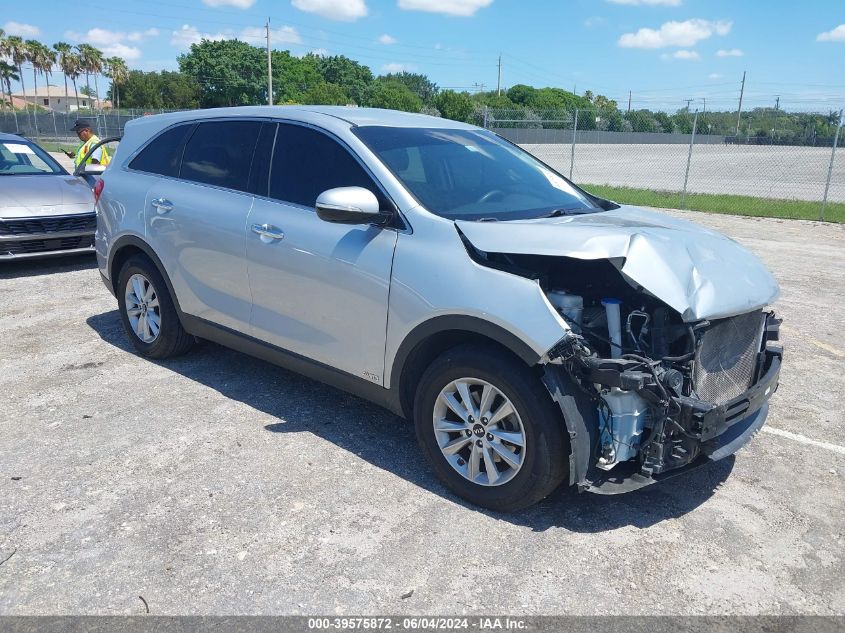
[472,424,485,437]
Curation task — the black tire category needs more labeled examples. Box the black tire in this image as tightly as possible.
[116,254,194,359]
[414,344,569,512]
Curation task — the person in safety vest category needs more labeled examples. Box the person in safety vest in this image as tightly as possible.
[64,118,110,168]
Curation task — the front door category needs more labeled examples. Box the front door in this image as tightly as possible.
[246,122,398,385]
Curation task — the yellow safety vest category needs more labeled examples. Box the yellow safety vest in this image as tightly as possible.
[74,134,111,168]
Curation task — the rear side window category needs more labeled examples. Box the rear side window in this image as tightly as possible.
[180,120,262,192]
[270,123,388,209]
[129,124,192,177]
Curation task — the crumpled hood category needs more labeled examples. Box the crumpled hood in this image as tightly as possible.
[0,175,94,219]
[456,205,779,322]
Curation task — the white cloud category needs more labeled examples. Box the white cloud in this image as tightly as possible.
[170,24,227,48]
[67,28,159,47]
[584,16,607,28]
[378,34,397,44]
[716,48,743,57]
[203,0,256,7]
[670,49,700,60]
[382,62,416,73]
[3,21,41,37]
[708,73,722,79]
[240,26,302,45]
[398,0,493,17]
[170,23,301,49]
[607,0,681,5]
[817,25,845,42]
[309,48,329,56]
[618,19,732,49]
[291,0,368,21]
[100,43,143,60]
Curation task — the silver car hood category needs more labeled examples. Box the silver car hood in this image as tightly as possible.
[456,205,779,322]
[0,174,94,219]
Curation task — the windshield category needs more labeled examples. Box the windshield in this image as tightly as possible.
[0,140,65,176]
[353,126,600,221]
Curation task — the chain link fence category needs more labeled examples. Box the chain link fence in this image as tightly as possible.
[475,107,844,222]
[2,105,843,222]
[0,109,181,150]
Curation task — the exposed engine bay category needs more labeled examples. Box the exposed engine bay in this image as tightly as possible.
[464,247,783,493]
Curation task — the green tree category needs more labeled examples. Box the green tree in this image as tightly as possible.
[435,89,473,122]
[311,54,373,104]
[380,71,438,105]
[179,39,265,107]
[364,79,421,112]
[272,50,323,103]
[0,61,20,111]
[117,70,201,109]
[303,82,348,105]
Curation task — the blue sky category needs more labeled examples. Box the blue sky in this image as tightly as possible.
[4,0,845,112]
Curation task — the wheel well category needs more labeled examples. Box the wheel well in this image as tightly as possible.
[397,329,535,419]
[109,245,146,293]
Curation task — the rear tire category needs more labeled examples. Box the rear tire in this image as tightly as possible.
[117,254,194,359]
[414,344,568,511]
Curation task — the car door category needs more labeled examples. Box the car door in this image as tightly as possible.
[144,119,262,333]
[246,122,399,385]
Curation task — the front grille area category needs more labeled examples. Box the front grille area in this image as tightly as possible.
[693,310,765,405]
[0,213,97,236]
[1,234,95,256]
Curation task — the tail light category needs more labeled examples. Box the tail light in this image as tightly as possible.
[93,178,105,204]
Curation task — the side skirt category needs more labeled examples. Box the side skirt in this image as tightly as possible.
[181,315,405,418]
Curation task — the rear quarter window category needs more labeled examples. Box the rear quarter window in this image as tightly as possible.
[128,124,193,177]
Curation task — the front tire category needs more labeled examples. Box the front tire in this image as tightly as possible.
[117,254,194,359]
[414,344,568,511]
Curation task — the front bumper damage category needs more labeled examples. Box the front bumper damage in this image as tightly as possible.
[542,314,782,495]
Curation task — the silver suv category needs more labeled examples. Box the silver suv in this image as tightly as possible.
[96,106,782,511]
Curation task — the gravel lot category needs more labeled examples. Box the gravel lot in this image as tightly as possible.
[1,210,844,616]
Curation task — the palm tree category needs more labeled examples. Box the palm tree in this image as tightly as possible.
[76,44,104,110]
[5,36,28,111]
[66,53,82,111]
[105,56,128,111]
[53,42,73,113]
[0,61,20,113]
[0,28,8,110]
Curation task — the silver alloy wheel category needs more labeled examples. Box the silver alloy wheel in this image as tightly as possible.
[432,377,527,487]
[124,273,161,344]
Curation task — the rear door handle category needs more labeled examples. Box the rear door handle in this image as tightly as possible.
[151,198,173,213]
[251,223,285,240]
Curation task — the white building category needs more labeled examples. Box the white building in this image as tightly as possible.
[10,84,107,112]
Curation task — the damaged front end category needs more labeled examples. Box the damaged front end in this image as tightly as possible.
[544,307,781,494]
[455,206,783,494]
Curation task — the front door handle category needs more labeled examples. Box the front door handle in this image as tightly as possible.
[151,198,173,213]
[251,223,285,240]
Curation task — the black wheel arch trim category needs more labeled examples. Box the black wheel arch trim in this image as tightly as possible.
[108,234,185,316]
[391,315,542,380]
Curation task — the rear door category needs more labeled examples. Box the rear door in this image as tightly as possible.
[143,119,262,332]
[245,122,398,384]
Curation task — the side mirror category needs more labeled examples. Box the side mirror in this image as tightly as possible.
[315,187,387,225]
[81,163,106,176]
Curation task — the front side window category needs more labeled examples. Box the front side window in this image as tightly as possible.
[129,124,193,178]
[270,123,388,209]
[180,120,262,192]
[0,140,64,175]
[354,126,601,221]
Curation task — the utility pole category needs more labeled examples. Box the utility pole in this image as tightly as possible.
[627,90,632,114]
[702,96,706,124]
[496,54,502,96]
[775,95,780,110]
[735,70,746,136]
[266,18,273,106]
[685,98,693,110]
